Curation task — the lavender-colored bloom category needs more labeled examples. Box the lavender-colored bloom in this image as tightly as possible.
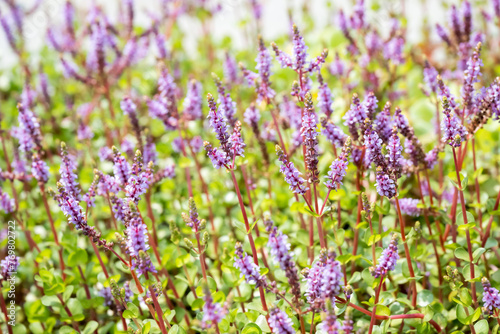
[154,28,168,59]
[425,148,439,170]
[375,167,397,198]
[437,76,460,115]
[343,94,366,141]
[127,220,149,257]
[397,198,421,216]
[255,37,276,102]
[32,154,50,184]
[207,93,231,154]
[317,74,334,118]
[342,319,354,334]
[223,52,239,85]
[386,128,403,179]
[317,303,340,334]
[321,118,346,148]
[320,250,344,304]
[276,145,308,195]
[304,256,327,308]
[0,15,17,51]
[441,97,468,147]
[17,103,41,152]
[229,121,246,158]
[172,137,183,153]
[60,143,81,200]
[482,278,500,315]
[234,242,268,289]
[329,53,345,77]
[21,84,37,108]
[201,288,226,329]
[291,24,308,71]
[183,80,203,120]
[190,136,203,153]
[98,147,113,162]
[97,174,121,196]
[374,102,393,143]
[125,173,150,204]
[462,43,483,115]
[113,147,131,185]
[99,288,114,307]
[0,188,14,214]
[423,60,439,94]
[244,104,260,126]
[58,188,86,230]
[0,255,19,280]
[204,142,229,169]
[364,123,385,167]
[143,137,157,165]
[265,217,301,302]
[301,94,319,181]
[183,197,202,232]
[213,75,237,126]
[436,24,452,46]
[363,92,378,120]
[77,122,94,141]
[383,36,405,65]
[393,107,411,138]
[269,308,295,334]
[371,234,399,278]
[325,138,351,191]
[272,41,293,69]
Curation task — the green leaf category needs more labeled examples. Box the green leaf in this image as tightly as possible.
[456,304,469,325]
[178,157,193,168]
[375,305,391,317]
[474,319,489,334]
[168,325,187,334]
[473,248,486,262]
[368,234,381,246]
[460,288,472,307]
[122,310,135,319]
[417,290,434,307]
[454,248,470,262]
[126,302,139,317]
[67,249,88,266]
[242,323,262,334]
[82,321,98,334]
[142,322,151,334]
[348,272,361,284]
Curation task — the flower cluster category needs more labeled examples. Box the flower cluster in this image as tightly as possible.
[276,145,308,195]
[371,234,399,278]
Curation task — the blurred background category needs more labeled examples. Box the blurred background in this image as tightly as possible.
[0,0,477,70]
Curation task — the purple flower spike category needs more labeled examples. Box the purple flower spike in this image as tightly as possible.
[363,92,378,120]
[265,216,301,303]
[1,255,20,280]
[60,143,81,200]
[244,104,261,126]
[112,146,131,185]
[393,107,411,138]
[0,188,14,214]
[371,234,399,278]
[32,154,50,184]
[204,141,229,169]
[234,242,268,290]
[441,97,468,147]
[255,37,276,102]
[386,127,403,179]
[364,121,385,168]
[425,148,439,170]
[462,43,483,115]
[325,138,351,191]
[375,166,397,199]
[343,94,366,141]
[482,277,500,315]
[183,80,203,121]
[321,117,347,149]
[127,220,149,257]
[423,60,439,94]
[291,24,309,71]
[301,93,320,182]
[223,52,239,86]
[317,74,334,118]
[269,307,295,334]
[56,183,87,230]
[318,300,340,334]
[320,249,344,305]
[207,93,231,154]
[397,198,421,217]
[276,145,308,195]
[201,286,226,329]
[212,74,237,126]
[374,101,393,143]
[229,121,246,158]
[17,103,41,153]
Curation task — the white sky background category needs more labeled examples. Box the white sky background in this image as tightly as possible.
[0,0,468,70]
